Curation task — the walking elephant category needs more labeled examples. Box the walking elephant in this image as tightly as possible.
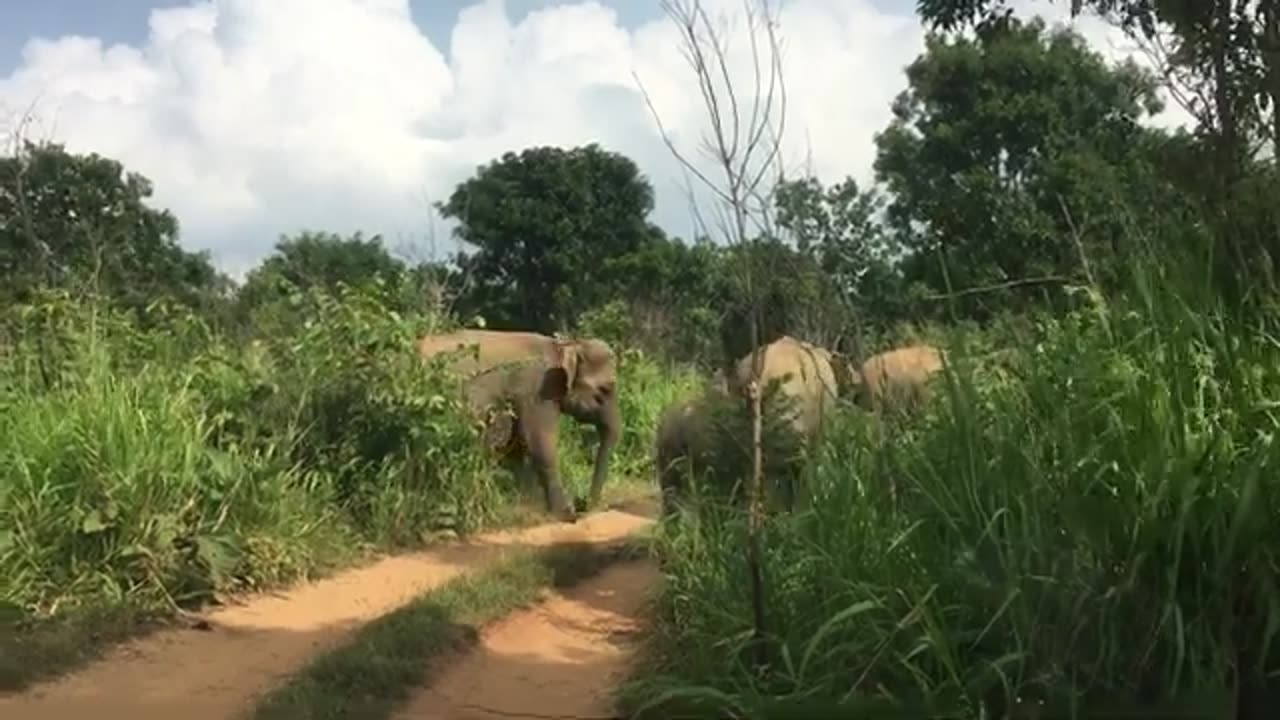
[726,335,841,440]
[852,343,946,415]
[656,336,842,517]
[418,329,621,521]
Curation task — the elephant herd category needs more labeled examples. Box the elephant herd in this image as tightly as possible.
[416,328,945,523]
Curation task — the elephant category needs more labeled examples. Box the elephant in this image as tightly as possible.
[726,335,841,441]
[655,336,842,517]
[417,329,621,521]
[654,389,725,518]
[851,343,946,415]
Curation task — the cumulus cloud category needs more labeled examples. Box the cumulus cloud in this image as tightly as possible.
[0,0,1193,278]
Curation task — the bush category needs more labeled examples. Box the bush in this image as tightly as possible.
[624,262,1280,717]
[0,282,503,625]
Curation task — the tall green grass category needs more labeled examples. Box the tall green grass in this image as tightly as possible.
[0,281,684,675]
[622,264,1280,717]
[0,285,504,626]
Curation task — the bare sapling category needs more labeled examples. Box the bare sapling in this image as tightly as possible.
[635,0,790,673]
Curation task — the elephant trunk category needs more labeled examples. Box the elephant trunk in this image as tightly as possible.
[588,396,622,508]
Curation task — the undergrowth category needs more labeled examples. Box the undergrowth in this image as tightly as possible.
[0,283,676,689]
[622,259,1280,718]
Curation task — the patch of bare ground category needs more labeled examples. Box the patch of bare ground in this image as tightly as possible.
[0,508,653,720]
[392,558,661,720]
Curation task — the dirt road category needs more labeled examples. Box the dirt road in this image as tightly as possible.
[393,558,660,720]
[0,508,654,720]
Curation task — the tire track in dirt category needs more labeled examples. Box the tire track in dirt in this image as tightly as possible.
[392,558,661,720]
[0,508,654,720]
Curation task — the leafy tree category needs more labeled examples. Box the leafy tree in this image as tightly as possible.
[872,17,1177,318]
[774,175,908,338]
[916,0,1279,167]
[915,1,1280,302]
[437,144,658,333]
[715,237,847,372]
[236,231,406,309]
[0,141,227,311]
[580,231,725,363]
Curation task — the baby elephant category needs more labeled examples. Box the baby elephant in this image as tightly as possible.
[654,390,726,518]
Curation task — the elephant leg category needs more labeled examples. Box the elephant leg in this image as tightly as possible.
[656,452,684,519]
[585,395,621,509]
[521,402,575,522]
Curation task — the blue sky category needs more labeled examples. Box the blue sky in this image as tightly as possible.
[0,0,1171,277]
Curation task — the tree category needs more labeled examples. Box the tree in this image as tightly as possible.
[773,175,907,337]
[236,230,407,309]
[713,237,850,368]
[917,0,1278,165]
[915,1,1280,302]
[873,17,1175,317]
[0,140,227,311]
[437,144,658,333]
[582,231,725,363]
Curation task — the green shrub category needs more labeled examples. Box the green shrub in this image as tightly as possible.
[0,282,506,626]
[624,264,1280,717]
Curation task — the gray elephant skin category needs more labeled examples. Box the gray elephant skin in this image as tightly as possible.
[418,329,621,522]
[656,335,842,516]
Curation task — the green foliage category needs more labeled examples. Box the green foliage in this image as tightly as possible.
[873,16,1176,318]
[623,254,1280,717]
[583,235,725,365]
[0,284,508,633]
[773,175,910,347]
[219,281,505,543]
[715,238,844,370]
[236,231,405,312]
[438,143,661,333]
[0,141,229,312]
[0,299,355,616]
[232,232,456,340]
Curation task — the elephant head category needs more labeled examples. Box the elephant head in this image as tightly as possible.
[726,335,841,441]
[542,336,621,508]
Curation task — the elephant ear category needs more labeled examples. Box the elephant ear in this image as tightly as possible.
[546,339,580,398]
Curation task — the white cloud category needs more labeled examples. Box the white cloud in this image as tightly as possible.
[0,0,1193,278]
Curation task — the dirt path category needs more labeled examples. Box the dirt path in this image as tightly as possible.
[393,558,661,720]
[0,508,654,720]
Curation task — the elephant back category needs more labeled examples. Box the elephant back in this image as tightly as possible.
[858,343,945,413]
[418,329,557,376]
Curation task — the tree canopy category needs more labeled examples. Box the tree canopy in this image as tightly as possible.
[873,16,1176,316]
[437,143,660,333]
[0,141,227,310]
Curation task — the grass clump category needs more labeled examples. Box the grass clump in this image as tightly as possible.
[622,262,1280,718]
[250,538,648,720]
